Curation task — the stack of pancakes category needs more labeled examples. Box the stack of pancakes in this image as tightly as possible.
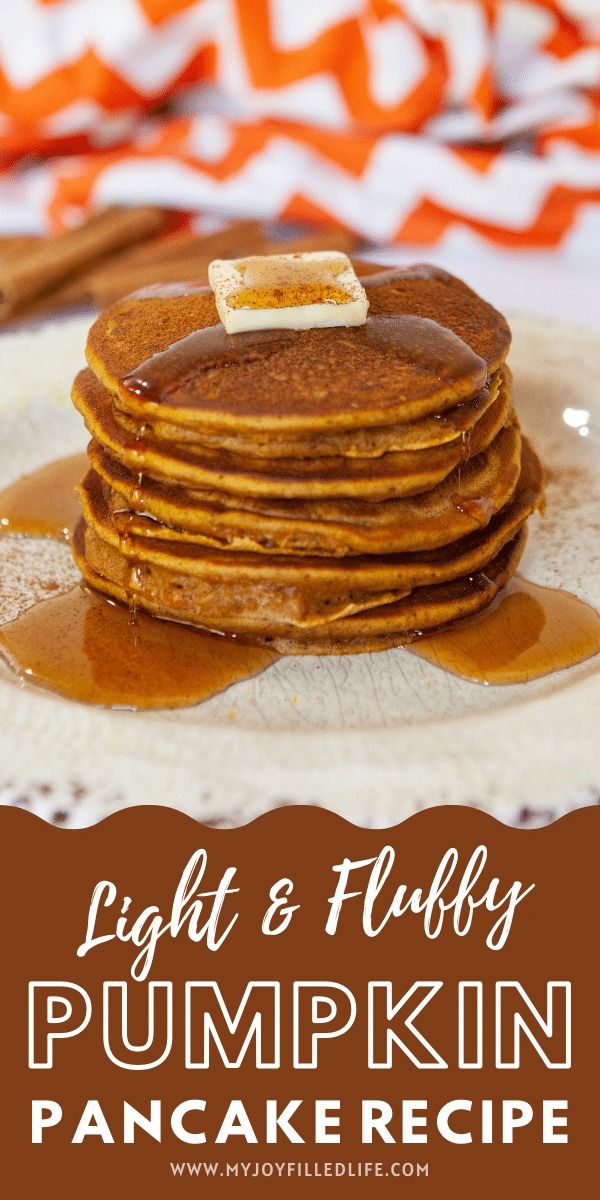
[71,264,544,654]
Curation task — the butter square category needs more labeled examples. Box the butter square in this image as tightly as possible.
[208,251,369,334]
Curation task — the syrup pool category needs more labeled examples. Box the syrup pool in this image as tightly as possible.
[0,453,87,540]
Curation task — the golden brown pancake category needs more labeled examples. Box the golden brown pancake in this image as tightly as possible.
[79,439,539,591]
[73,518,527,651]
[86,264,510,435]
[108,369,502,460]
[73,366,512,500]
[266,535,528,655]
[73,440,541,633]
[88,420,523,557]
[70,259,541,657]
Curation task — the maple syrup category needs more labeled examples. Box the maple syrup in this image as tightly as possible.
[0,453,87,540]
[453,495,495,527]
[0,585,277,709]
[122,313,485,409]
[359,264,452,288]
[409,576,600,685]
[122,324,297,402]
[1,572,597,707]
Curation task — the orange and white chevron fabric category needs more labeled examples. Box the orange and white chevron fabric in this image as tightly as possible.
[0,1,599,249]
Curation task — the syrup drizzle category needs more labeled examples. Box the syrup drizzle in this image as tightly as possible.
[409,575,600,685]
[122,325,297,400]
[358,264,452,288]
[453,494,495,527]
[0,571,597,707]
[0,453,87,540]
[0,585,276,710]
[122,314,486,409]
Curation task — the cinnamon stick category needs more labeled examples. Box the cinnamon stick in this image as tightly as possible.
[0,273,93,325]
[0,218,362,321]
[86,225,358,307]
[109,220,266,269]
[0,235,43,262]
[84,220,268,305]
[87,256,213,306]
[0,206,167,315]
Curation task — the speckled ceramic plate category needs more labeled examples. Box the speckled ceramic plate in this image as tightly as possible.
[0,313,598,827]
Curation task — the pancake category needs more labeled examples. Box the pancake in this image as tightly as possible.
[88,419,523,557]
[72,365,513,500]
[265,534,528,656]
[94,438,540,578]
[109,369,503,460]
[77,441,541,621]
[86,263,510,435]
[70,256,541,660]
[73,518,527,650]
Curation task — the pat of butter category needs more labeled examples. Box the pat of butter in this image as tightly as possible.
[208,251,368,334]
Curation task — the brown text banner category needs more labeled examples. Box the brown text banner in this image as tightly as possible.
[1,804,598,1196]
